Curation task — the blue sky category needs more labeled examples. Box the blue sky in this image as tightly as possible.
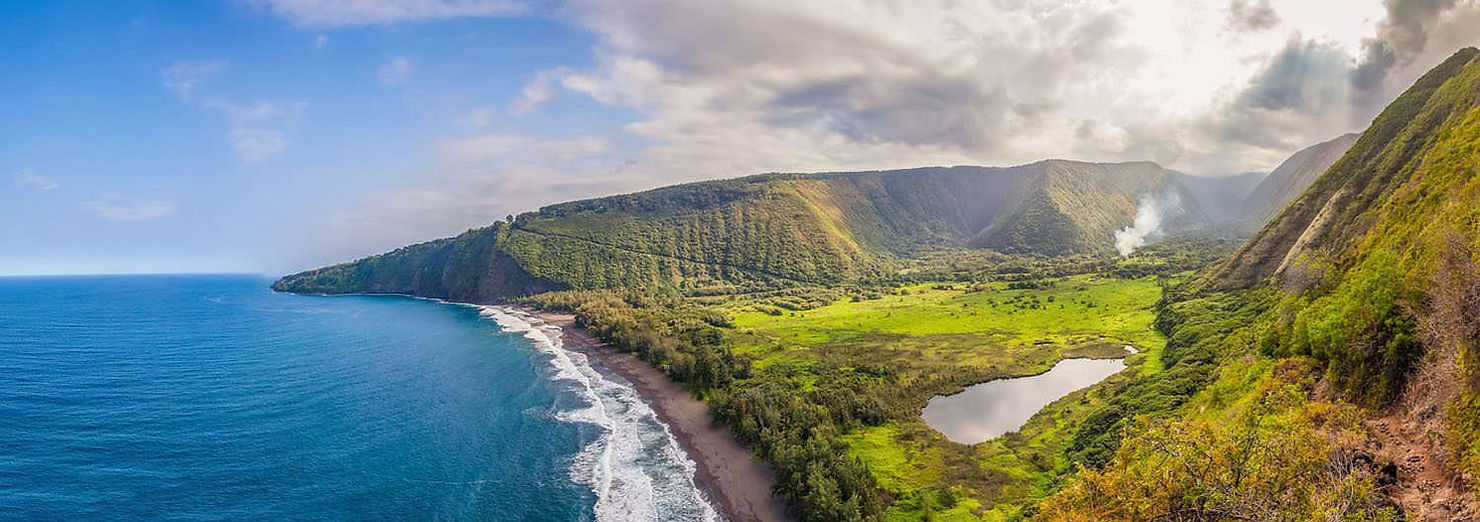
[2,2,621,274]
[4,0,1477,275]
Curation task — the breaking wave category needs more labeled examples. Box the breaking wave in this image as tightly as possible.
[478,307,722,522]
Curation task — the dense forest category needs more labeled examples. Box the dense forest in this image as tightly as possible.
[276,48,1480,522]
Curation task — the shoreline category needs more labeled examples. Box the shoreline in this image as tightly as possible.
[531,310,791,522]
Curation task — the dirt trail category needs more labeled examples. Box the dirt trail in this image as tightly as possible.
[1367,413,1478,521]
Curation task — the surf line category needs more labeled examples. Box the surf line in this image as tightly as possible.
[479,306,722,522]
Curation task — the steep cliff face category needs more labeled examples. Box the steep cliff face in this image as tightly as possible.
[1209,46,1480,407]
[1218,47,1480,289]
[1040,49,1480,521]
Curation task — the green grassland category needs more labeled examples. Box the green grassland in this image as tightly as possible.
[726,275,1165,374]
[719,275,1168,520]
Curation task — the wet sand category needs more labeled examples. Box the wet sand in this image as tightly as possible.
[532,311,791,522]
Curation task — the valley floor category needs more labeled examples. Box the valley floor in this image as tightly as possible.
[711,274,1171,520]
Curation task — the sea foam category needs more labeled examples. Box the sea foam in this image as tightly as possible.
[479,307,722,522]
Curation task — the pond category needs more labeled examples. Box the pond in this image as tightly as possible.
[922,357,1127,445]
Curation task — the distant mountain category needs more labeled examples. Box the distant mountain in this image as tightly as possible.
[275,160,1209,301]
[1239,133,1359,232]
[1171,171,1265,224]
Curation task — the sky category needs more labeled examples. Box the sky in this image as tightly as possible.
[3,0,1478,276]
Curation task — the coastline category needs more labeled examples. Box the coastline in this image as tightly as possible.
[532,310,791,522]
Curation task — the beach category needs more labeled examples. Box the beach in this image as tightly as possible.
[533,311,791,522]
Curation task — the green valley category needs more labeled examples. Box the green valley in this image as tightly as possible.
[720,274,1169,521]
[275,47,1480,522]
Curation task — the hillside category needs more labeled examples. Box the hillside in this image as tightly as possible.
[1240,132,1359,232]
[1218,47,1480,290]
[271,46,1480,522]
[1042,47,1480,520]
[276,160,1207,300]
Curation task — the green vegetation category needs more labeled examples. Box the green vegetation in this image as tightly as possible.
[723,274,1168,519]
[513,251,1190,521]
[1040,362,1398,521]
[1222,44,1480,433]
[276,161,1226,302]
[270,224,561,301]
[1044,47,1480,521]
[275,47,1480,522]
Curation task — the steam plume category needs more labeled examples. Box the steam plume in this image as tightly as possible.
[1115,193,1180,256]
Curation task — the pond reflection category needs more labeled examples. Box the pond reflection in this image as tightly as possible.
[922,358,1126,444]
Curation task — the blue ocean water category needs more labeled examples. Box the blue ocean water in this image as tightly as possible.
[0,275,717,521]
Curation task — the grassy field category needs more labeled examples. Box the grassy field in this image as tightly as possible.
[720,275,1168,520]
[727,274,1165,372]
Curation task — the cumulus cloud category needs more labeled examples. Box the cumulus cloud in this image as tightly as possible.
[377,57,413,85]
[243,0,527,27]
[530,0,1480,178]
[509,67,566,115]
[1353,0,1480,116]
[209,100,309,125]
[160,60,227,100]
[1229,0,1281,31]
[81,194,174,221]
[1207,0,1480,158]
[14,170,59,191]
[1203,38,1358,152]
[546,0,1150,175]
[292,0,1480,266]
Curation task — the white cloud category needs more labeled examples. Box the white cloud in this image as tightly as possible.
[81,194,174,221]
[229,129,291,162]
[160,62,307,162]
[302,0,1480,266]
[207,100,308,162]
[509,67,567,115]
[377,57,413,85]
[160,60,227,100]
[14,170,59,191]
[535,0,1475,176]
[245,0,527,27]
[1229,0,1282,32]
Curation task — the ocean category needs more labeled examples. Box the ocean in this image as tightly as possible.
[0,275,718,521]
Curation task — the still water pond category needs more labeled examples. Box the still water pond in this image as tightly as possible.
[922,358,1126,444]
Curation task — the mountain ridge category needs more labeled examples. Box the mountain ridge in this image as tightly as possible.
[1217,46,1480,289]
[1240,132,1360,231]
[275,159,1221,299]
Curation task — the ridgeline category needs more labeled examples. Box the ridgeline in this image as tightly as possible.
[275,47,1480,522]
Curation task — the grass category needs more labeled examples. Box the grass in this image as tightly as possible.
[727,275,1166,373]
[720,275,1169,520]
